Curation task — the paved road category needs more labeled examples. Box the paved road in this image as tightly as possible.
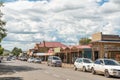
[0,60,120,80]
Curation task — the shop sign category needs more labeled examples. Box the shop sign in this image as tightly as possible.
[104,47,120,51]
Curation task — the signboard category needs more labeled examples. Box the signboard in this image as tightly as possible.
[54,47,60,53]
[104,47,120,51]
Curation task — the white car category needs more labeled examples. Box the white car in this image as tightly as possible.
[74,58,93,72]
[34,58,42,63]
[27,57,34,63]
[91,59,120,78]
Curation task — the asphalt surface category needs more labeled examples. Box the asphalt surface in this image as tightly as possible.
[0,60,120,80]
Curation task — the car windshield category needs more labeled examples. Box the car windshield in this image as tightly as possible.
[30,57,34,59]
[53,57,60,60]
[36,58,41,60]
[83,59,92,63]
[104,59,120,65]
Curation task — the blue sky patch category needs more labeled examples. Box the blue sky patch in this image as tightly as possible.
[97,0,109,6]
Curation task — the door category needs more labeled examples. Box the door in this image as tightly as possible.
[78,59,83,69]
[94,51,99,60]
[94,60,101,72]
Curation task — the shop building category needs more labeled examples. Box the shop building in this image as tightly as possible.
[55,45,92,63]
[91,32,120,61]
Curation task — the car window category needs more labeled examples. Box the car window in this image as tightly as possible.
[79,59,82,63]
[94,60,101,64]
[53,57,60,60]
[100,60,103,64]
[36,58,41,60]
[104,59,119,65]
[75,58,80,62]
[83,59,92,63]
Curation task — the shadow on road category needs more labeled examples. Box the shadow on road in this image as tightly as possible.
[0,77,23,80]
[0,64,42,75]
[97,74,120,79]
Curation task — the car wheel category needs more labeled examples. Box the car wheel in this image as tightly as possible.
[91,68,96,74]
[104,70,110,78]
[74,66,77,71]
[82,66,86,72]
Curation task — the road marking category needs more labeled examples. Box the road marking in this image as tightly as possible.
[66,79,70,80]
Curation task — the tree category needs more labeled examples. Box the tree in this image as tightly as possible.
[79,38,91,45]
[0,45,4,55]
[0,2,7,42]
[0,2,7,55]
[11,47,22,56]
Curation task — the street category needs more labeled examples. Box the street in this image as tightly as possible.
[0,60,120,80]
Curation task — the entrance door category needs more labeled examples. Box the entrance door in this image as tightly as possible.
[94,51,99,60]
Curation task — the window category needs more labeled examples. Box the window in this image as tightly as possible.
[100,60,103,64]
[83,59,92,63]
[94,60,101,64]
[104,59,119,65]
[53,57,61,60]
[79,59,82,63]
[75,58,80,62]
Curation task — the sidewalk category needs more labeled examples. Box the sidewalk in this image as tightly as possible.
[42,61,74,69]
[62,63,74,69]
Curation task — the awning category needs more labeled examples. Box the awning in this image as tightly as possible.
[34,53,54,56]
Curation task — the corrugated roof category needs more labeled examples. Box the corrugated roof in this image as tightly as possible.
[68,45,91,49]
[38,42,67,48]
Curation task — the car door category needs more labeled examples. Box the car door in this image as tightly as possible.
[78,58,83,69]
[99,60,105,73]
[93,60,101,72]
[74,58,80,68]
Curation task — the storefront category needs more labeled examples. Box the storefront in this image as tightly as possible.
[92,32,120,61]
[55,45,92,64]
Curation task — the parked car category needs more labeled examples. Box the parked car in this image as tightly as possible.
[7,56,11,61]
[91,58,120,78]
[27,57,35,63]
[34,58,42,63]
[74,58,93,72]
[47,56,62,67]
[20,57,27,61]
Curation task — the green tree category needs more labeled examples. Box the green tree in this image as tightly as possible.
[0,2,7,42]
[11,47,22,56]
[0,2,7,55]
[79,38,91,45]
[0,45,4,55]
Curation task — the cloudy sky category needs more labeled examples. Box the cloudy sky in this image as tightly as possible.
[1,0,120,51]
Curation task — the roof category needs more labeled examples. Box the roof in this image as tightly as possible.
[91,40,120,43]
[68,45,91,49]
[76,45,91,49]
[38,42,67,48]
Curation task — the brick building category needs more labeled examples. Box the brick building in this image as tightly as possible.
[91,32,120,61]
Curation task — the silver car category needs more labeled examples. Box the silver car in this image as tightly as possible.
[34,58,42,63]
[27,57,34,63]
[47,56,62,67]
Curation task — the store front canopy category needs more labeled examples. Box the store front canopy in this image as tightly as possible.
[34,53,54,56]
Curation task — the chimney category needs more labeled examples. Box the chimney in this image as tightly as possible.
[43,41,46,47]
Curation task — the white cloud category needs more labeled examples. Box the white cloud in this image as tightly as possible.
[1,0,120,51]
